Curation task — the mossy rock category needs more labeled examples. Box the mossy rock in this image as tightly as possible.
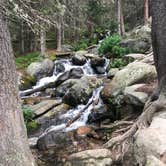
[19,73,37,90]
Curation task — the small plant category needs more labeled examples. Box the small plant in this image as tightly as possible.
[22,107,38,132]
[110,58,128,68]
[98,35,130,57]
[15,52,41,69]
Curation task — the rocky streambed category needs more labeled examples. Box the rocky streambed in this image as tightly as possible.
[19,47,166,166]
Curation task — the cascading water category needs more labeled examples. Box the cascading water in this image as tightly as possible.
[22,56,109,132]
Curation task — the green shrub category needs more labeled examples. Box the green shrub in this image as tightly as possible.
[110,58,128,68]
[72,39,89,51]
[22,107,38,131]
[15,52,41,69]
[98,35,130,57]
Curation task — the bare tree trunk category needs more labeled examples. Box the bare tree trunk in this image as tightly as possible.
[56,16,62,51]
[117,0,121,36]
[20,21,25,54]
[0,12,35,166]
[144,0,149,25]
[40,28,46,57]
[120,7,125,36]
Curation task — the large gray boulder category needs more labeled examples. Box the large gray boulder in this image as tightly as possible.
[72,51,87,66]
[63,76,102,106]
[124,84,149,106]
[120,25,151,53]
[101,62,157,101]
[66,149,112,166]
[134,117,166,165]
[27,59,54,80]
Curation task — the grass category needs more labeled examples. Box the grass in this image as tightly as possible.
[15,52,42,70]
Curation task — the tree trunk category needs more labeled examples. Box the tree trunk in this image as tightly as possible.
[152,0,166,94]
[0,12,35,166]
[117,0,125,36]
[20,21,25,54]
[56,15,62,51]
[40,28,46,57]
[144,0,149,25]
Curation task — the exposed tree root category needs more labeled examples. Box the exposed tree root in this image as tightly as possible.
[103,95,166,160]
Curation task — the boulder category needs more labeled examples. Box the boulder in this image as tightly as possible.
[18,72,37,90]
[29,137,38,148]
[146,156,166,166]
[95,66,106,74]
[90,57,106,68]
[61,44,73,52]
[66,149,112,166]
[27,59,54,80]
[29,100,62,117]
[54,62,65,74]
[101,62,157,101]
[120,38,151,53]
[37,131,71,151]
[55,68,84,87]
[107,68,119,79]
[134,117,166,165]
[124,84,149,106]
[72,52,87,66]
[63,76,102,106]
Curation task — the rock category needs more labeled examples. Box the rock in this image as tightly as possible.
[29,137,38,148]
[120,25,151,54]
[66,149,112,166]
[18,72,37,90]
[54,62,65,74]
[55,68,84,87]
[76,126,93,136]
[124,84,149,106]
[124,53,146,61]
[84,53,99,59]
[43,103,70,118]
[27,59,54,80]
[101,62,157,101]
[29,100,62,117]
[90,57,106,68]
[146,156,166,166]
[107,68,119,79]
[72,52,87,66]
[88,105,114,123]
[61,44,73,52]
[120,38,151,53]
[55,79,79,97]
[37,131,71,150]
[95,66,106,74]
[63,76,102,106]
[134,117,166,165]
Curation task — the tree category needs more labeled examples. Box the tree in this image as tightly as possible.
[0,2,35,166]
[104,0,166,162]
[144,0,149,24]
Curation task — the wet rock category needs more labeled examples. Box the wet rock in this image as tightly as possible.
[55,79,79,97]
[66,149,112,166]
[134,118,166,165]
[37,131,71,151]
[107,68,119,79]
[54,62,65,74]
[90,57,106,68]
[88,105,113,124]
[72,52,87,66]
[95,66,106,74]
[29,137,38,148]
[27,59,54,80]
[55,68,84,87]
[18,72,37,90]
[84,53,99,59]
[63,76,102,106]
[101,62,157,101]
[124,84,149,106]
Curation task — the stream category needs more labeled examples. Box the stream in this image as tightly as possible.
[22,56,110,133]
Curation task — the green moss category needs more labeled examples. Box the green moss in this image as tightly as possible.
[15,52,41,69]
[26,121,39,132]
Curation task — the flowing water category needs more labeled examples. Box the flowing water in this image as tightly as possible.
[23,57,109,132]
